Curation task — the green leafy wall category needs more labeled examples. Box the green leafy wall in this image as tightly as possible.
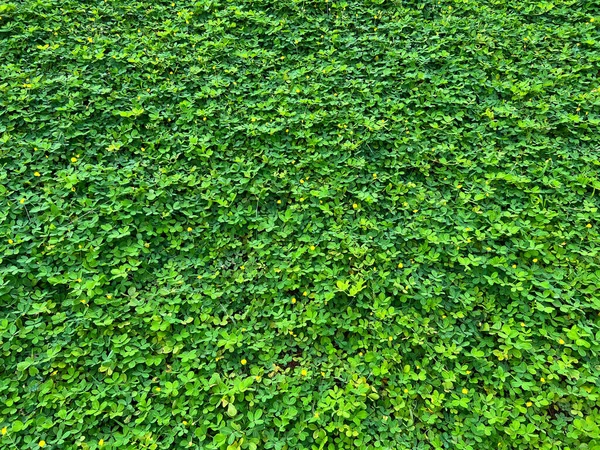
[1,0,600,449]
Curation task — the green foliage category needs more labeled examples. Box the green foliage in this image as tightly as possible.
[1,0,600,448]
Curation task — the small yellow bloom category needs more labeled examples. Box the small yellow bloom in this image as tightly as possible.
[398,263,403,268]
[559,339,565,345]
[302,291,307,296]
[512,264,517,269]
[291,298,296,304]
[285,129,289,133]
[462,388,468,394]
[352,203,358,209]
[373,173,377,179]
[99,439,105,447]
[301,369,308,376]
[182,421,188,426]
[533,258,538,263]
[388,336,393,341]
[314,412,319,418]
[277,200,281,204]
[457,184,462,189]
[466,370,471,374]
[486,247,492,251]
[187,227,192,232]
[34,171,41,177]
[300,179,304,184]
[255,375,261,381]
[526,401,532,407]
[540,377,545,383]
[71,157,77,163]
[586,223,592,228]
[296,89,300,93]
[155,387,161,392]
[144,243,150,248]
[141,147,145,151]
[1,427,6,435]
[39,441,46,448]
[404,389,408,393]
[88,37,93,43]
[413,209,418,213]
[106,294,112,299]
[310,245,315,251]
[241,359,247,365]
[520,322,525,327]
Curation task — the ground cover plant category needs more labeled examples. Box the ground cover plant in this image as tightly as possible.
[1,0,600,448]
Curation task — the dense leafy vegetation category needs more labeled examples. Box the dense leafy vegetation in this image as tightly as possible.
[1,0,600,448]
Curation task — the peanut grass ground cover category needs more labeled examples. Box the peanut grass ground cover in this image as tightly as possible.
[1,0,600,448]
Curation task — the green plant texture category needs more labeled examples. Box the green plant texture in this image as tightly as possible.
[1,0,600,449]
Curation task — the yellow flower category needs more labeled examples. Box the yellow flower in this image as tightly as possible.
[1,427,6,435]
[372,173,377,179]
[141,147,145,151]
[19,198,25,204]
[301,369,308,376]
[39,441,46,448]
[182,421,188,426]
[187,227,192,232]
[586,223,592,228]
[310,245,315,251]
[352,203,358,209]
[300,179,304,184]
[512,264,517,269]
[520,322,525,327]
[144,243,150,248]
[34,171,41,177]
[314,412,319,418]
[540,377,545,383]
[457,184,462,189]
[277,200,281,204]
[155,387,161,392]
[533,258,538,263]
[88,37,93,43]
[403,389,408,393]
[526,401,532,407]
[106,294,112,299]
[291,298,296,304]
[99,439,105,447]
[296,89,300,93]
[397,263,403,268]
[466,370,471,374]
[486,247,492,251]
[255,375,261,381]
[302,291,307,296]
[241,359,247,365]
[71,157,77,163]
[285,129,289,133]
[558,339,565,345]
[462,388,468,394]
